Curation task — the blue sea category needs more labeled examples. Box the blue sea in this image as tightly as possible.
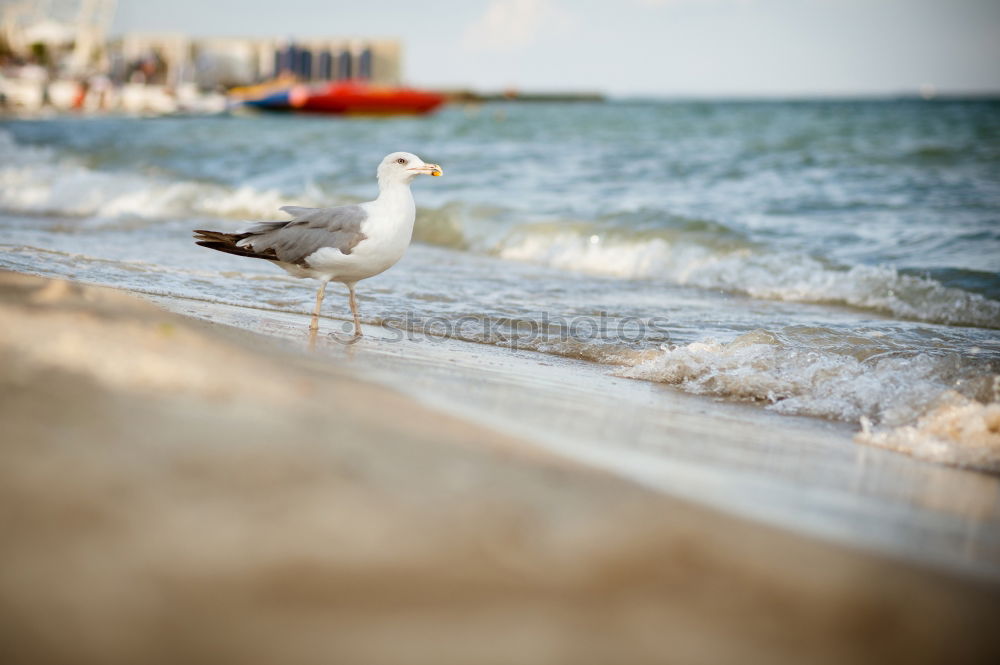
[1,99,998,467]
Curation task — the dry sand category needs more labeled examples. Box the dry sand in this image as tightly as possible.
[1,271,998,665]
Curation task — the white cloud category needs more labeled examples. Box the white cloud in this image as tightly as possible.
[462,0,568,52]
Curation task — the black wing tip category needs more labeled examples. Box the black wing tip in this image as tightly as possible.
[195,239,279,262]
[193,229,223,241]
[193,229,246,243]
[195,240,234,252]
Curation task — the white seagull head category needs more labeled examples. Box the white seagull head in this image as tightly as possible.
[376,151,442,188]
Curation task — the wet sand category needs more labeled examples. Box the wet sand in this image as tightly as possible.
[1,271,998,665]
[154,288,1000,579]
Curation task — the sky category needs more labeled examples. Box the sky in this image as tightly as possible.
[107,0,1000,97]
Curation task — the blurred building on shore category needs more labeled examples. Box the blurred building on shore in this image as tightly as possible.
[110,35,401,89]
[0,0,402,113]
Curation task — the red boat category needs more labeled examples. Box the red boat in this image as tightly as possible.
[234,79,446,116]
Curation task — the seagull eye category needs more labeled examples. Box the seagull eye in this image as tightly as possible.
[396,158,407,165]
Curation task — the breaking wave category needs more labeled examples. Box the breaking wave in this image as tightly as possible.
[857,390,1000,473]
[0,130,316,222]
[491,226,1000,329]
[615,328,1000,471]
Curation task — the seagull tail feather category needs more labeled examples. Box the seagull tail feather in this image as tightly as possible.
[193,229,278,261]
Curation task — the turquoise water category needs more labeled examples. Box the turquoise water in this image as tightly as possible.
[1,100,999,466]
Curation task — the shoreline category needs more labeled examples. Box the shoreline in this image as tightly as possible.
[1,271,999,663]
[141,283,1000,582]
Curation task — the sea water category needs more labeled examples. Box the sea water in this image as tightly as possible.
[1,99,998,469]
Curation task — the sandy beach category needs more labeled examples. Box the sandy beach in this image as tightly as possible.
[1,270,998,665]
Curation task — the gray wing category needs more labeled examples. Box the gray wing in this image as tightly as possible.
[278,205,320,217]
[241,204,368,265]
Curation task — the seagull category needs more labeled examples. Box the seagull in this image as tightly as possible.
[194,152,442,338]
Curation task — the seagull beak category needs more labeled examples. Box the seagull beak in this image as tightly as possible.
[409,164,443,176]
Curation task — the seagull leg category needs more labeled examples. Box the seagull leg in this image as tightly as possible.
[310,279,329,332]
[347,282,362,338]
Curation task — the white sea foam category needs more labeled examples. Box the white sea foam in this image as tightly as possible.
[495,230,1000,328]
[616,330,1000,469]
[857,390,1000,472]
[617,330,946,423]
[0,130,308,222]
